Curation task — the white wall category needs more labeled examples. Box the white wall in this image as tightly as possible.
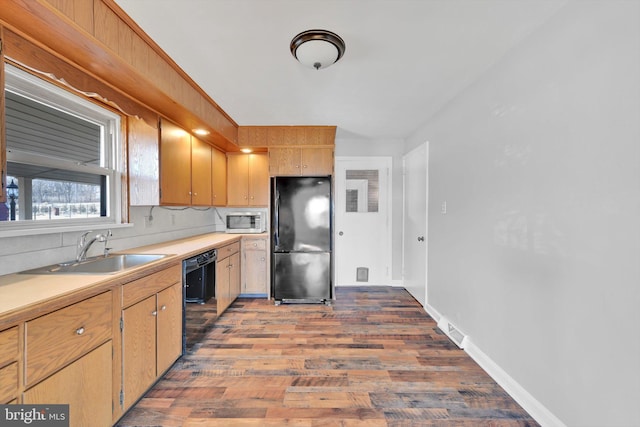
[406,1,639,425]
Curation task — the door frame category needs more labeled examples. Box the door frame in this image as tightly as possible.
[334,156,393,286]
[402,141,429,307]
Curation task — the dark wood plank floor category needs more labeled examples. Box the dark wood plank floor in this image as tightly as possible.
[118,286,539,426]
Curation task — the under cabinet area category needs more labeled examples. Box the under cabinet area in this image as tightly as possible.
[121,264,182,411]
[241,236,269,296]
[0,326,19,404]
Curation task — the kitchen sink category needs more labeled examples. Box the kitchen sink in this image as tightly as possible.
[20,253,170,275]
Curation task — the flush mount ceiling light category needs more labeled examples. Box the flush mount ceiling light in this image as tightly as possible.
[290,29,346,70]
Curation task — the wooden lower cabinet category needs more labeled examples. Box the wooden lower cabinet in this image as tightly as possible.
[241,237,268,296]
[23,341,112,427]
[216,242,241,315]
[156,282,183,374]
[122,295,156,410]
[0,362,18,404]
[0,326,19,404]
[122,280,182,411]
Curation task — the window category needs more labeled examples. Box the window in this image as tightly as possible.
[2,65,122,232]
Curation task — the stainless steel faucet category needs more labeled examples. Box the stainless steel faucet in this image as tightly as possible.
[76,230,112,262]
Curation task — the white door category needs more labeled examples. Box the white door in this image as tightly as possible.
[335,157,391,286]
[403,142,428,306]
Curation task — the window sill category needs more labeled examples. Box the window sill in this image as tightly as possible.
[0,222,133,239]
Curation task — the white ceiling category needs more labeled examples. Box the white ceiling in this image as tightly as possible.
[114,0,567,141]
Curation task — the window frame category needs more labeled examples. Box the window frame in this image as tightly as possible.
[1,64,124,236]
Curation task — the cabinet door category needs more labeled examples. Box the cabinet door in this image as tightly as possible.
[128,116,160,206]
[0,362,18,404]
[122,295,157,410]
[248,153,269,206]
[156,282,183,374]
[269,147,300,176]
[212,148,227,206]
[191,136,212,206]
[227,154,248,206]
[216,256,231,315]
[23,342,112,427]
[160,120,191,205]
[301,147,334,175]
[243,247,267,295]
[229,252,241,302]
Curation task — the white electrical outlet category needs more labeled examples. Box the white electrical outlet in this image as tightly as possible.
[441,201,447,214]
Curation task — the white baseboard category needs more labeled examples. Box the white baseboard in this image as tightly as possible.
[423,303,565,427]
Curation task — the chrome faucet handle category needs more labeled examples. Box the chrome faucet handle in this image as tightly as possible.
[78,230,92,248]
[103,229,113,257]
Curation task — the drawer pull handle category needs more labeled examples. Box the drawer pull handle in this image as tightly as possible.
[76,327,85,335]
[161,305,167,311]
[151,310,158,316]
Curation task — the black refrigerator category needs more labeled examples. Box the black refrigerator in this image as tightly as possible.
[271,176,333,304]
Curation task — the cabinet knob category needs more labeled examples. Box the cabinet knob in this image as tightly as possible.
[161,305,167,311]
[151,310,158,316]
[295,165,300,168]
[193,192,198,196]
[75,327,85,335]
[303,165,307,168]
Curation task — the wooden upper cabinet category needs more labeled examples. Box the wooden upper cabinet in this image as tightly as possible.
[160,119,220,206]
[191,136,212,206]
[227,153,269,207]
[301,147,334,175]
[248,154,269,206]
[128,116,160,206]
[212,148,227,206]
[159,120,191,205]
[269,147,300,176]
[269,147,334,176]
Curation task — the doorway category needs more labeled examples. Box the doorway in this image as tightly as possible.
[402,142,428,306]
[335,157,392,286]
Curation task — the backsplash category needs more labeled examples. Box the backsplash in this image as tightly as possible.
[0,206,225,276]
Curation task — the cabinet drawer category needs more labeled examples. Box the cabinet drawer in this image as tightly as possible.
[25,291,112,387]
[122,264,181,307]
[218,241,240,259]
[242,238,267,251]
[0,327,18,368]
[0,362,18,403]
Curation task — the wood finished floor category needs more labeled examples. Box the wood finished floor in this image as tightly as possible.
[118,287,539,426]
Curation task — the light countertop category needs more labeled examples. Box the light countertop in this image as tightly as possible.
[0,232,268,326]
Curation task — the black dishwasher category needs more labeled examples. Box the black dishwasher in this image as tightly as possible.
[183,249,217,303]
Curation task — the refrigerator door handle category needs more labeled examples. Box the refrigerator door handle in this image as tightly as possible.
[273,190,280,250]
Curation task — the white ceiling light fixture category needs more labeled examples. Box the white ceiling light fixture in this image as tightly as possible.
[290,29,346,70]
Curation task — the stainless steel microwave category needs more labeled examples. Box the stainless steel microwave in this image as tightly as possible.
[225,212,266,234]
